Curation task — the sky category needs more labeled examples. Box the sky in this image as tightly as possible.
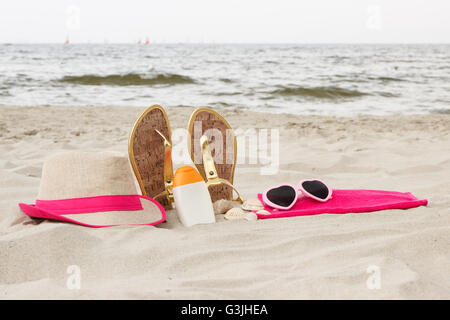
[0,0,449,43]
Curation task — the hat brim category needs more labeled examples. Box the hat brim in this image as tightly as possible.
[19,195,166,228]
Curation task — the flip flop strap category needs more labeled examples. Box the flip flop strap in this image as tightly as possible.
[200,135,243,203]
[155,129,174,204]
[206,178,244,203]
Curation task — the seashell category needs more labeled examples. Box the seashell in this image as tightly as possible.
[256,209,271,215]
[224,207,248,220]
[213,199,241,215]
[225,207,259,221]
[241,198,264,211]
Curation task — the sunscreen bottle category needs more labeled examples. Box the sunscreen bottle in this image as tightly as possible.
[173,166,215,227]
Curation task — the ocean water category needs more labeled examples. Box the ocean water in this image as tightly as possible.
[0,43,449,116]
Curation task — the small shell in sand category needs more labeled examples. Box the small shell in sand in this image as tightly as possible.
[241,198,264,211]
[225,207,259,221]
[213,199,241,215]
[223,207,245,220]
[224,207,247,220]
[256,209,271,215]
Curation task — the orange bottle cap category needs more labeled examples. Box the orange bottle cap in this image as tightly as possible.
[173,166,204,188]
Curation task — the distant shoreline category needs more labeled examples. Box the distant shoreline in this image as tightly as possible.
[1,42,450,45]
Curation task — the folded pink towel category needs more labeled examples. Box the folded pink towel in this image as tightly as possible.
[256,189,427,219]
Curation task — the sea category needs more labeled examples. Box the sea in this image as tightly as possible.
[0,43,449,116]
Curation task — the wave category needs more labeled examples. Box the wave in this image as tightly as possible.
[375,91,400,98]
[213,102,233,107]
[431,108,450,114]
[270,86,368,99]
[369,76,406,82]
[219,78,234,83]
[58,73,196,86]
[215,91,243,96]
[333,75,406,83]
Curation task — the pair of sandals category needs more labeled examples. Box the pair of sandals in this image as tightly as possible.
[128,105,243,210]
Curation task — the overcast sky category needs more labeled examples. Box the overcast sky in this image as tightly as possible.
[0,0,449,43]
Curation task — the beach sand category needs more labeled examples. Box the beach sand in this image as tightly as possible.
[0,106,449,299]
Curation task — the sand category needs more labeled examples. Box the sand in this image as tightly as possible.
[0,106,449,299]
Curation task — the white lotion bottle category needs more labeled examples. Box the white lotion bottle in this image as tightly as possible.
[173,166,215,227]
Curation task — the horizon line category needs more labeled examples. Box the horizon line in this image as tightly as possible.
[1,41,449,45]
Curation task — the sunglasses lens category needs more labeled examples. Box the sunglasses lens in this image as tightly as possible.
[301,180,329,200]
[266,185,297,208]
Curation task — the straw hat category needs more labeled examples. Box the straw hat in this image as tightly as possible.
[19,152,166,227]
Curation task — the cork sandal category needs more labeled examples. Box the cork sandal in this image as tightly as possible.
[187,108,243,203]
[129,105,174,209]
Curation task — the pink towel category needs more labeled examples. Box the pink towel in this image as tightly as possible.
[256,189,427,219]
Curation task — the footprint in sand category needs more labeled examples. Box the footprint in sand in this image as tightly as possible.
[2,161,17,169]
[13,166,42,178]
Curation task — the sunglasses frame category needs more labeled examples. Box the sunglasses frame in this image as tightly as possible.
[262,183,299,210]
[262,179,332,210]
[298,178,333,202]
